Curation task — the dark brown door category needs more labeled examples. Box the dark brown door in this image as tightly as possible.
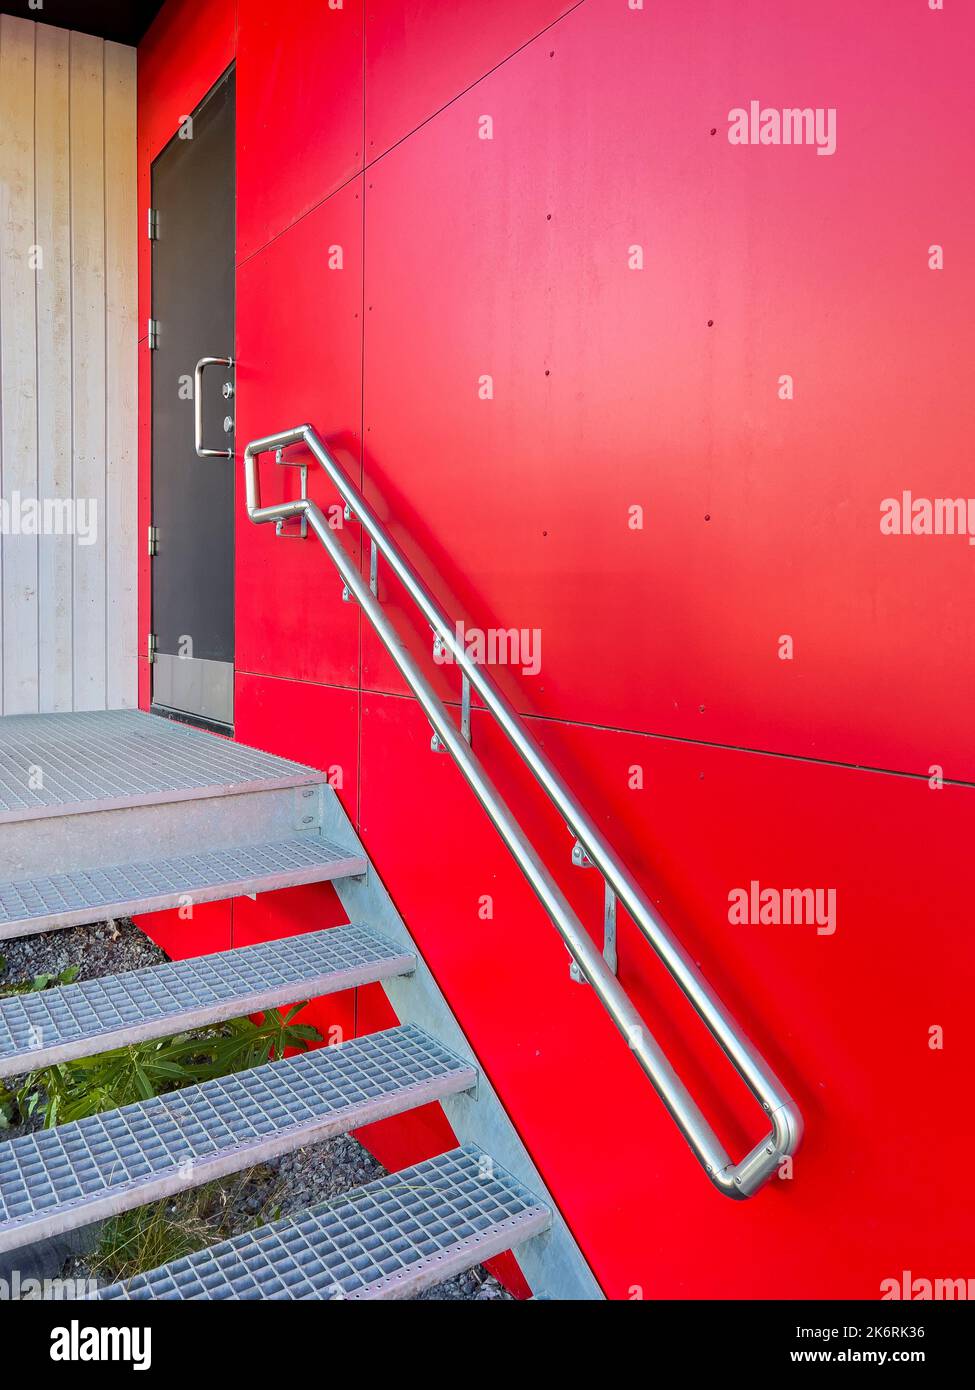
[150,68,235,730]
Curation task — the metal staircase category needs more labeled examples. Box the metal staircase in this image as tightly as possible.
[0,418,805,1300]
[0,711,365,940]
[0,708,599,1300]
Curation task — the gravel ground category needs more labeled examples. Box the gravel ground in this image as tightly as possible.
[0,917,166,984]
[1,919,512,1302]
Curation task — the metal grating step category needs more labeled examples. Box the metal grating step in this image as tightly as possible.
[0,709,326,824]
[0,1025,475,1255]
[96,1146,551,1300]
[0,835,367,940]
[0,924,413,1077]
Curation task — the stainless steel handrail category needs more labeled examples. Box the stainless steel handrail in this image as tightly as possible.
[244,424,803,1197]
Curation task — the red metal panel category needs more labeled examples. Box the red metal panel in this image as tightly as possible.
[139,0,236,162]
[361,0,975,780]
[136,0,975,1299]
[233,671,359,821]
[356,689,975,1299]
[137,658,151,713]
[137,338,152,709]
[134,900,233,960]
[364,0,577,162]
[234,182,364,690]
[137,162,150,347]
[137,0,236,333]
[237,0,363,264]
[232,884,347,950]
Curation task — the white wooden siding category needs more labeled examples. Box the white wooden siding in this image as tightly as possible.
[0,16,137,715]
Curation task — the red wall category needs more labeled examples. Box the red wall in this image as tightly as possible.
[137,0,975,1298]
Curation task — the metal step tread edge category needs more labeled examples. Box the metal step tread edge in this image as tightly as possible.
[0,710,328,825]
[96,1146,551,1300]
[0,835,367,939]
[0,924,413,1077]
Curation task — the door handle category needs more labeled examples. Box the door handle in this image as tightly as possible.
[194,356,235,458]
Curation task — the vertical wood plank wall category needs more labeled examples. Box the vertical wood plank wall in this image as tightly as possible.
[0,16,137,714]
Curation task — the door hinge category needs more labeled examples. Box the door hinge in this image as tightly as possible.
[147,633,157,665]
[147,318,159,349]
[147,524,159,557]
[147,207,159,240]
